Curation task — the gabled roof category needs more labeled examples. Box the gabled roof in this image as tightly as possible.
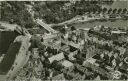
[61,60,73,68]
[48,52,65,63]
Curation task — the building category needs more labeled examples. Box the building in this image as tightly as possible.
[61,60,74,68]
[48,52,65,63]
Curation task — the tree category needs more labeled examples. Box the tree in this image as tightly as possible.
[1,1,104,25]
[107,8,112,14]
[97,8,102,14]
[102,7,107,14]
[117,8,122,14]
[122,8,127,14]
[112,8,117,14]
[1,1,35,28]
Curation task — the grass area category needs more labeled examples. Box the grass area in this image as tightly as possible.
[102,1,128,9]
[73,19,128,29]
[0,75,6,81]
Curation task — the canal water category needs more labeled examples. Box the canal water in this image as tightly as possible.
[0,42,21,74]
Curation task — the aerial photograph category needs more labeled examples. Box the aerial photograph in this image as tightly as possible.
[0,0,128,80]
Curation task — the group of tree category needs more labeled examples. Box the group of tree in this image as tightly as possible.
[1,1,36,28]
[1,1,104,26]
[97,7,128,15]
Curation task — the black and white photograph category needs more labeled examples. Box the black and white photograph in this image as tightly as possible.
[0,0,128,80]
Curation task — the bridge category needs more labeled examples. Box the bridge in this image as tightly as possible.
[36,19,56,33]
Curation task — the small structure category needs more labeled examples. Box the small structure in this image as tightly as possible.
[124,57,128,64]
[60,45,70,52]
[68,50,77,61]
[112,71,122,80]
[94,75,101,80]
[32,48,39,59]
[83,58,97,66]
